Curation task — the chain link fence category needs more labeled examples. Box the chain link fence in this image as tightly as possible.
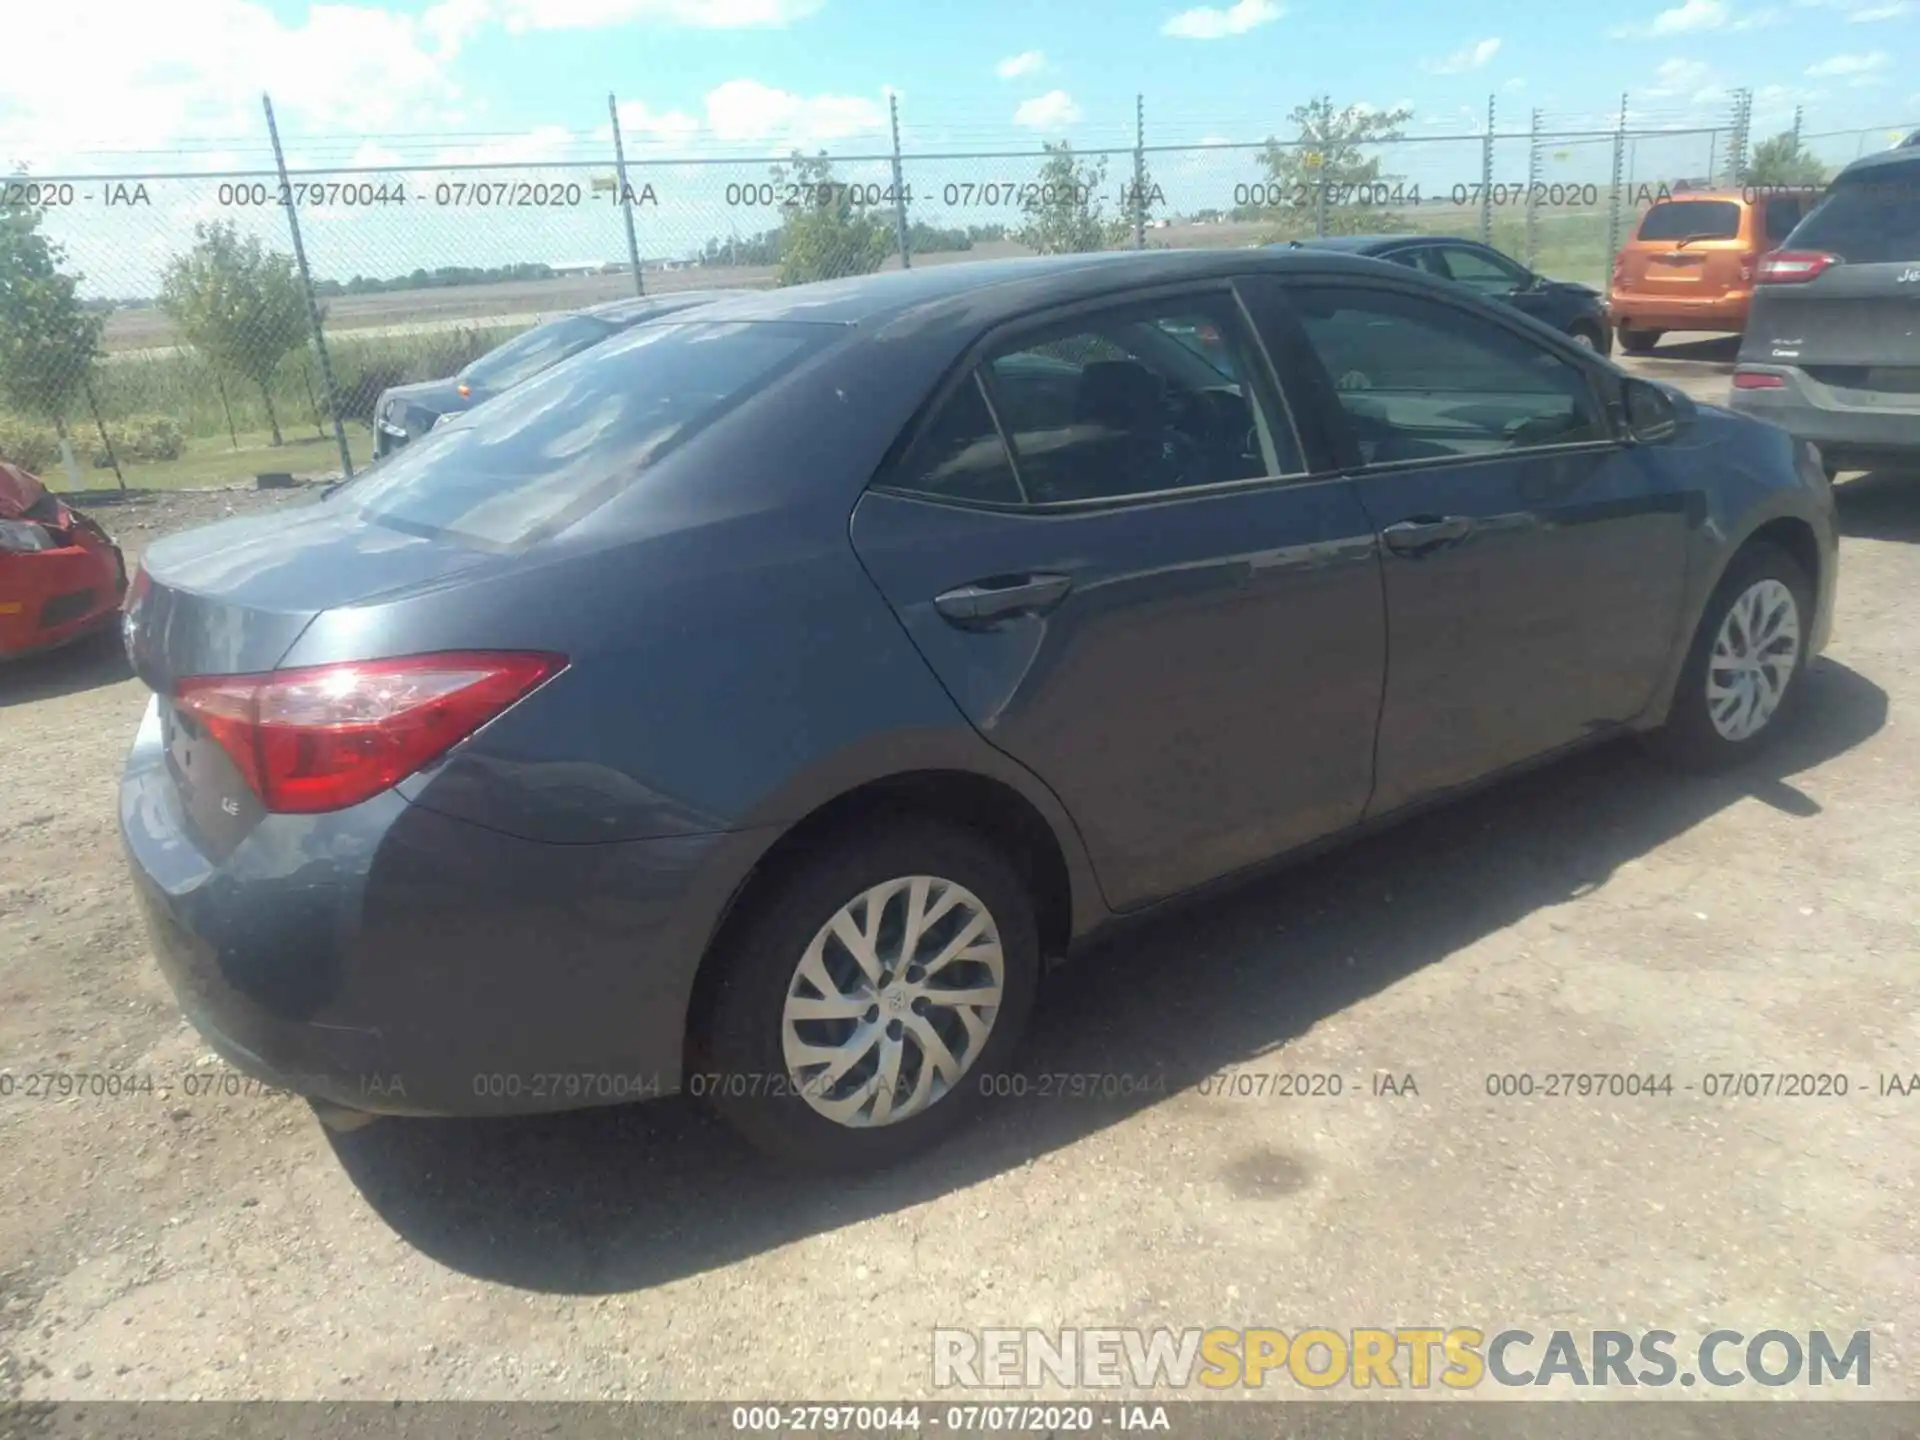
[2,89,1912,493]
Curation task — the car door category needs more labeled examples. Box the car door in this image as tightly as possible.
[849,285,1387,911]
[1250,276,1690,816]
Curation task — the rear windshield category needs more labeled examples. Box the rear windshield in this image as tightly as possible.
[338,320,835,547]
[1636,200,1741,242]
[1785,167,1920,264]
[459,314,617,391]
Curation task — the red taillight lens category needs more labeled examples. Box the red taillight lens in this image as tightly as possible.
[456,383,472,399]
[1733,370,1787,389]
[175,651,565,814]
[1757,250,1838,284]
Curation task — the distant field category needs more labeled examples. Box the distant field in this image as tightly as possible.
[96,206,1620,354]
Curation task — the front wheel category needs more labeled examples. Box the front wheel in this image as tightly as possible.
[699,818,1039,1170]
[1568,322,1611,356]
[1646,542,1812,770]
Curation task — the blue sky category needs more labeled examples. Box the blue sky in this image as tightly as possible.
[5,0,1914,292]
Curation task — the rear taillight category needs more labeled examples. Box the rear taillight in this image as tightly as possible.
[1611,255,1626,288]
[1732,370,1787,389]
[1757,250,1839,284]
[175,651,565,814]
[1739,251,1757,283]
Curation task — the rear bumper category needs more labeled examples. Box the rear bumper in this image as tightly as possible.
[1609,290,1752,332]
[119,697,778,1116]
[0,541,125,658]
[1728,369,1920,469]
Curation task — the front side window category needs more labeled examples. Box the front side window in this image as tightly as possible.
[1285,285,1607,464]
[1432,245,1527,297]
[1762,196,1808,243]
[976,295,1300,504]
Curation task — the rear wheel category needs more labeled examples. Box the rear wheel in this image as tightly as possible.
[1568,321,1609,355]
[1646,542,1812,770]
[700,818,1039,1170]
[1619,326,1662,354]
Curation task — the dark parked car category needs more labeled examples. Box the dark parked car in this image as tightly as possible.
[121,250,1836,1170]
[1283,235,1613,352]
[372,291,725,455]
[1730,146,1920,473]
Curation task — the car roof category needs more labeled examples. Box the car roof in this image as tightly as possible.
[634,249,1413,330]
[1835,146,1920,181]
[1280,234,1453,253]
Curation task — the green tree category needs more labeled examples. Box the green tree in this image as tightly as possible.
[1745,130,1827,188]
[1016,142,1128,255]
[1255,98,1414,237]
[0,189,104,462]
[773,152,893,286]
[159,221,311,446]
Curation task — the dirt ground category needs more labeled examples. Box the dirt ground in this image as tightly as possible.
[2,344,1917,1406]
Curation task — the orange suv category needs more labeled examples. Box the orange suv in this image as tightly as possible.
[1608,186,1821,353]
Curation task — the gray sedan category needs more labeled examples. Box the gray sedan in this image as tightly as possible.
[120,249,1837,1170]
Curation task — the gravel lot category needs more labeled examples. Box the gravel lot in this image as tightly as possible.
[2,342,1916,1406]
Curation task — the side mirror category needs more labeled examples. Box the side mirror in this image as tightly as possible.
[1619,377,1689,444]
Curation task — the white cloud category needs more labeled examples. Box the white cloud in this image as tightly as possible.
[0,0,475,169]
[1504,77,1528,90]
[1161,0,1283,40]
[616,99,703,143]
[996,50,1046,79]
[496,0,821,31]
[704,79,884,141]
[1806,49,1889,72]
[1645,56,1715,95]
[1013,91,1082,129]
[432,126,578,167]
[1849,0,1910,16]
[1806,49,1892,82]
[1605,0,1758,35]
[1421,37,1502,74]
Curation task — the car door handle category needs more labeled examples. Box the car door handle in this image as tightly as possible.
[933,574,1074,626]
[1380,515,1475,558]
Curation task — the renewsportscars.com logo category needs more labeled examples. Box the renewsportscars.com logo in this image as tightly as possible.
[932,1327,1873,1391]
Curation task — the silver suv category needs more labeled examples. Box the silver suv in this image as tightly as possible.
[1730,147,1920,473]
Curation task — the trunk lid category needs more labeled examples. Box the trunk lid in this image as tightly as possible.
[124,497,505,694]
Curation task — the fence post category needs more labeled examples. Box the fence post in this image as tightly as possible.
[1479,95,1495,246]
[609,93,646,296]
[889,93,912,269]
[1605,93,1628,280]
[1791,104,1803,152]
[1524,108,1542,270]
[263,93,352,482]
[1728,88,1752,184]
[1133,93,1147,250]
[1314,94,1331,238]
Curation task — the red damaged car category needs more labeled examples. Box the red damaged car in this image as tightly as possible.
[0,461,127,660]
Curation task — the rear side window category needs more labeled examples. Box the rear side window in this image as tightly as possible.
[892,377,1025,506]
[1786,168,1920,263]
[339,320,834,547]
[1636,200,1741,242]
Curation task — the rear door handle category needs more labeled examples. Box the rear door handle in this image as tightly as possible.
[933,574,1073,627]
[1380,515,1475,558]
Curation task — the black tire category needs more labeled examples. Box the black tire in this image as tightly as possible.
[1569,321,1610,356]
[699,817,1039,1170]
[1645,541,1813,771]
[1618,326,1661,355]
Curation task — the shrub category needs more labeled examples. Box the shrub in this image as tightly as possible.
[108,414,186,463]
[0,415,63,473]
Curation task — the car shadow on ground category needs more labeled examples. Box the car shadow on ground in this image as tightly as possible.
[329,658,1888,1295]
[0,627,130,709]
[1634,335,1741,368]
[1836,469,1920,544]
